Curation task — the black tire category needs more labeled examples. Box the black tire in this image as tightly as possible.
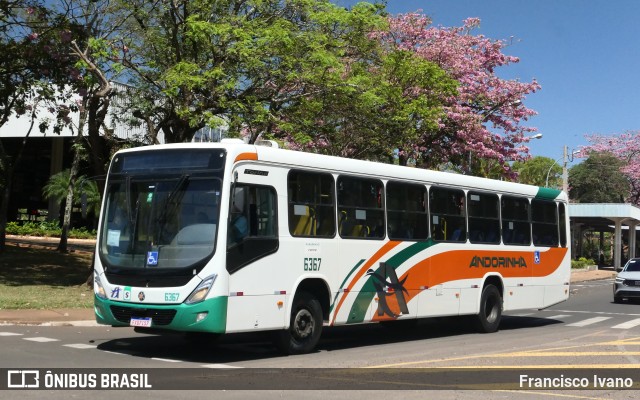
[614,296,623,304]
[475,284,502,333]
[274,291,323,355]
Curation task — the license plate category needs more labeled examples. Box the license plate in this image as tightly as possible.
[130,317,152,328]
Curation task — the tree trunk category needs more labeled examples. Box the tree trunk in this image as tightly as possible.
[0,171,12,253]
[57,146,81,253]
[58,98,89,253]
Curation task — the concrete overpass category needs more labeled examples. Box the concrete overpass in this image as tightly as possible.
[569,203,640,270]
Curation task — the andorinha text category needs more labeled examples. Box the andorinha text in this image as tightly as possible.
[469,256,527,268]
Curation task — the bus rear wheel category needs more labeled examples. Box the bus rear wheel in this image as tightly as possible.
[274,291,323,355]
[476,284,502,333]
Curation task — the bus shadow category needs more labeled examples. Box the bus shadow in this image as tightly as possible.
[96,315,563,363]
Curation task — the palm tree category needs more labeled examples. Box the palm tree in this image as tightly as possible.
[42,169,101,225]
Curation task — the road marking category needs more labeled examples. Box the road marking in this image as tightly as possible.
[550,309,640,317]
[151,357,182,363]
[23,336,59,342]
[566,317,611,327]
[201,364,243,369]
[63,343,97,349]
[493,351,640,357]
[611,318,640,329]
[0,332,23,336]
[102,350,127,356]
[431,364,640,369]
[546,314,571,319]
[367,336,640,368]
[603,337,640,345]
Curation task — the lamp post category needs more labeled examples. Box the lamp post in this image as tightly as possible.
[528,133,543,141]
[545,146,578,190]
[545,157,563,187]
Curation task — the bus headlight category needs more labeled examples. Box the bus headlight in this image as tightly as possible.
[95,274,107,299]
[185,274,217,304]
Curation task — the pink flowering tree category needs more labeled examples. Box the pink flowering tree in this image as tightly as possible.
[579,131,640,205]
[378,13,541,177]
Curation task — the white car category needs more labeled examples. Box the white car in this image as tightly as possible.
[613,258,640,303]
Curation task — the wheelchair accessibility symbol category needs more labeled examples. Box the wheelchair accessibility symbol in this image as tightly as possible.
[147,251,159,266]
[534,250,541,264]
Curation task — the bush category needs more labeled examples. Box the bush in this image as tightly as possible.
[572,257,596,269]
[6,221,96,240]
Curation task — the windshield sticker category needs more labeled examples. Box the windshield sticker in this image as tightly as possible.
[147,251,159,266]
[123,286,132,301]
[107,230,120,246]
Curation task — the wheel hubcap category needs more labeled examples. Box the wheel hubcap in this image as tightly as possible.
[293,309,314,340]
[485,296,498,323]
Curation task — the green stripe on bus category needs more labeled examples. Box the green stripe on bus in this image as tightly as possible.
[535,187,562,200]
[346,239,437,324]
[329,259,365,313]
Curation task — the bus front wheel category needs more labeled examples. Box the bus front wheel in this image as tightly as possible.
[274,291,323,355]
[476,284,502,333]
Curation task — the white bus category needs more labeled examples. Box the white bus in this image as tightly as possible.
[93,142,570,354]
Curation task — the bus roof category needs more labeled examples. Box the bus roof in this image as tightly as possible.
[114,142,567,201]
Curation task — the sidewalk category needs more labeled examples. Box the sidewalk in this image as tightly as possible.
[0,268,616,327]
[6,234,96,253]
[0,308,97,326]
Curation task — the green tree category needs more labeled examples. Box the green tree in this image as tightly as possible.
[42,169,101,220]
[0,0,82,251]
[569,153,629,203]
[512,156,562,187]
[281,48,456,162]
[114,0,393,145]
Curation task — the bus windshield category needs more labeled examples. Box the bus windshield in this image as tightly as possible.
[98,149,225,281]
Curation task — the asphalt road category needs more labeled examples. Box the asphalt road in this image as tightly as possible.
[3,277,640,399]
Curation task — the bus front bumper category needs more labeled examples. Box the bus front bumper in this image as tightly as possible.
[94,295,228,333]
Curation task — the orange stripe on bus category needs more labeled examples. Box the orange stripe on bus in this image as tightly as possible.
[234,152,258,163]
[330,240,402,325]
[370,247,568,322]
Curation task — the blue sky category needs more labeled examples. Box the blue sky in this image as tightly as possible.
[333,0,640,164]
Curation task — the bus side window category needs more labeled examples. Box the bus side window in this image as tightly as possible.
[501,196,531,246]
[467,191,500,244]
[337,176,384,239]
[226,184,279,273]
[429,186,466,242]
[532,200,559,247]
[287,170,335,238]
[387,181,428,241]
[559,203,567,247]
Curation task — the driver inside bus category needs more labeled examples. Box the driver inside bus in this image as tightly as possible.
[230,205,248,243]
[229,190,248,244]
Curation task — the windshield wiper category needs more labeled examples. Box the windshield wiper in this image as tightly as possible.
[125,176,141,256]
[154,174,190,244]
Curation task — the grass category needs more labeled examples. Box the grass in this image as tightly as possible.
[0,243,94,310]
